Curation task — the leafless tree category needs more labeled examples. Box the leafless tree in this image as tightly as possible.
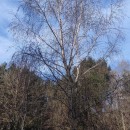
[0,65,51,130]
[10,0,124,129]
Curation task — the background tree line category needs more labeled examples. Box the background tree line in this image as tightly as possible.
[0,58,130,130]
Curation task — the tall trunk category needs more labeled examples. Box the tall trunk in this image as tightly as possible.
[21,115,26,130]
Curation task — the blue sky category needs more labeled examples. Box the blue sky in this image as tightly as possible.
[0,0,18,63]
[0,0,130,67]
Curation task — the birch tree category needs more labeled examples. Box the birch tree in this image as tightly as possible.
[11,0,124,129]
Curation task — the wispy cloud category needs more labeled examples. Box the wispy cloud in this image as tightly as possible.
[0,0,18,63]
[0,35,15,63]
